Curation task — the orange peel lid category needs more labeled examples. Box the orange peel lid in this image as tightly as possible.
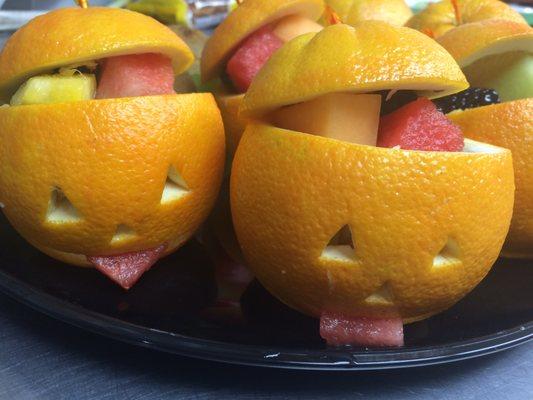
[437,20,533,67]
[241,22,468,118]
[406,0,527,38]
[201,0,324,83]
[326,0,413,27]
[0,7,194,100]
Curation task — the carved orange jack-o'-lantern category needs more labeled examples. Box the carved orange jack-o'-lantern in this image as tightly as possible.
[201,0,325,155]
[436,20,533,258]
[231,22,514,323]
[0,7,225,288]
[202,0,324,262]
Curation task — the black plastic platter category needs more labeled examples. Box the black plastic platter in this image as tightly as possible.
[0,213,531,371]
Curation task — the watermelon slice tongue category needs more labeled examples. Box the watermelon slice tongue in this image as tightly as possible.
[96,53,175,99]
[87,244,167,289]
[201,245,254,326]
[320,312,404,347]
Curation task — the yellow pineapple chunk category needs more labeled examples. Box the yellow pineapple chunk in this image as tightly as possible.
[10,74,96,106]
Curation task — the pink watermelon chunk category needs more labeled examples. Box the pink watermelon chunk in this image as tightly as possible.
[377,98,464,152]
[320,312,404,347]
[200,245,254,326]
[96,53,175,99]
[87,244,167,289]
[226,25,284,93]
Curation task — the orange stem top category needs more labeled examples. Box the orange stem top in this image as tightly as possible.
[421,28,435,38]
[76,0,89,8]
[451,0,462,25]
[324,5,342,26]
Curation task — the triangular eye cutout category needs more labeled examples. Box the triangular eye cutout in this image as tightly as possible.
[329,225,354,247]
[320,225,357,262]
[111,224,137,244]
[161,165,189,204]
[46,187,81,223]
[433,237,461,268]
[365,282,394,305]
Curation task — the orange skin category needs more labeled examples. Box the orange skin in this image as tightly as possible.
[232,125,514,321]
[449,101,532,259]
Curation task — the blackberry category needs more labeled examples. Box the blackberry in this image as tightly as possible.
[433,88,500,114]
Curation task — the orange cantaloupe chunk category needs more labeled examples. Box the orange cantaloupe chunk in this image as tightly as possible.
[270,93,381,145]
[272,14,323,42]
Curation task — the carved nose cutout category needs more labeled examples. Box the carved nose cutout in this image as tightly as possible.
[161,165,189,204]
[321,225,357,262]
[46,187,81,223]
[433,237,461,268]
[365,282,394,305]
[111,224,137,244]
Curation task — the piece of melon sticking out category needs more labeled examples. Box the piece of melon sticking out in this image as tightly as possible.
[377,97,464,151]
[320,312,404,347]
[270,93,381,145]
[87,244,166,289]
[226,16,323,93]
[271,14,323,42]
[200,246,254,325]
[96,53,175,99]
[226,25,284,93]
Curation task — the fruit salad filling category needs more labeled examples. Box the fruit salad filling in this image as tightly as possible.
[270,91,465,153]
[226,15,322,92]
[9,52,176,106]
